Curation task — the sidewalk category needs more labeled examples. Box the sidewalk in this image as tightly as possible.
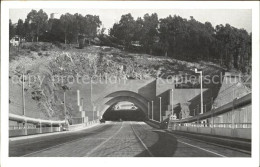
[166,129,251,153]
[9,122,100,142]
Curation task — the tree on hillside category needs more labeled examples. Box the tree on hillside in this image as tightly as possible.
[16,19,25,38]
[215,24,251,71]
[60,13,102,44]
[84,15,102,39]
[26,9,48,42]
[140,13,159,54]
[9,19,15,40]
[47,18,64,42]
[110,13,138,48]
[158,15,188,58]
[60,13,76,44]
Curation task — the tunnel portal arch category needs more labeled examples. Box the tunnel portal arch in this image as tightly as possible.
[97,91,149,119]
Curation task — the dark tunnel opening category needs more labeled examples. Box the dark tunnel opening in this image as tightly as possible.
[103,101,146,121]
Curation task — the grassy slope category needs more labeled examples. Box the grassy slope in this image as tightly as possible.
[9,42,223,120]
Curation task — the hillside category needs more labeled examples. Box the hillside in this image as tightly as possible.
[9,42,224,120]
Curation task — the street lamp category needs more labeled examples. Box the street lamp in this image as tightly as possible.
[195,68,203,114]
[22,73,26,116]
[147,102,150,119]
[151,101,154,120]
[63,91,66,115]
[92,103,95,121]
[171,89,174,115]
[80,97,84,111]
[159,97,162,122]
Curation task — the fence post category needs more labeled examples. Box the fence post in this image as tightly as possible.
[39,122,42,133]
[24,121,27,135]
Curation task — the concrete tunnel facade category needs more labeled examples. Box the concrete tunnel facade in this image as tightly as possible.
[98,91,150,118]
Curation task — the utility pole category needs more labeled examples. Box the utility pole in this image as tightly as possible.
[22,73,25,116]
[63,91,66,115]
[159,97,162,122]
[91,78,95,121]
[171,89,174,115]
[147,102,150,119]
[152,101,154,120]
[81,98,84,111]
[195,69,203,114]
[93,103,95,121]
[77,90,80,106]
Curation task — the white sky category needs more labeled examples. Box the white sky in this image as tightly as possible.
[9,9,252,32]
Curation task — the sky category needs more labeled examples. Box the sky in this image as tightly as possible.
[9,9,252,33]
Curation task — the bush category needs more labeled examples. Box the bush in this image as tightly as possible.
[52,41,66,50]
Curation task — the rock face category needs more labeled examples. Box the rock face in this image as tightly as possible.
[9,43,223,120]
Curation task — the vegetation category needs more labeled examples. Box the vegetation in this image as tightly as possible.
[10,9,251,74]
[9,43,222,119]
[109,14,251,73]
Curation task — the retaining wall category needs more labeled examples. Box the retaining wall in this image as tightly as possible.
[172,126,251,139]
[9,127,62,137]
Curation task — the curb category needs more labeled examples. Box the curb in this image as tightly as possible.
[9,122,100,142]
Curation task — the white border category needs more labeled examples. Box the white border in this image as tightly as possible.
[1,1,259,167]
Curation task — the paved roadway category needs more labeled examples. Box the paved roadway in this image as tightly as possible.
[9,122,250,157]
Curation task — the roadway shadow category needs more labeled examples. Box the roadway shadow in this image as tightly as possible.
[9,124,114,157]
[135,131,178,157]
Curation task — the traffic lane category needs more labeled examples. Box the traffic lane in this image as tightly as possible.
[132,123,219,157]
[9,123,114,157]
[166,132,250,157]
[87,122,150,157]
[23,122,123,157]
[10,121,250,157]
[24,122,224,157]
[134,122,249,157]
[10,123,108,146]
[167,130,251,152]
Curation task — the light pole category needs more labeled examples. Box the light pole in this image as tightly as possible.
[159,97,162,122]
[151,101,154,120]
[63,91,66,115]
[171,89,174,115]
[22,73,25,116]
[195,68,203,114]
[77,90,80,106]
[92,103,95,121]
[81,97,84,123]
[147,102,150,119]
[80,98,84,111]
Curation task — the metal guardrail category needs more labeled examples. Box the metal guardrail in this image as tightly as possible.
[9,113,66,125]
[176,123,251,129]
[171,93,251,124]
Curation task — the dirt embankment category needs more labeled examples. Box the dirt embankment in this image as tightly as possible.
[9,42,223,120]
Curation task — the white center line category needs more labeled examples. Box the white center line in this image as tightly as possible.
[131,122,154,157]
[84,122,124,157]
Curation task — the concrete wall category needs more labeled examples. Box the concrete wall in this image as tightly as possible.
[9,127,62,137]
[68,120,99,131]
[171,126,251,139]
[27,128,40,135]
[68,124,85,131]
[9,129,27,137]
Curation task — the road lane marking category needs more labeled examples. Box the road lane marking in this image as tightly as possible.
[20,136,91,157]
[177,140,227,157]
[84,122,124,157]
[166,132,251,155]
[19,124,109,157]
[131,122,154,157]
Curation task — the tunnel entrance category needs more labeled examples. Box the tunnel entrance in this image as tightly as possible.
[103,101,146,121]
